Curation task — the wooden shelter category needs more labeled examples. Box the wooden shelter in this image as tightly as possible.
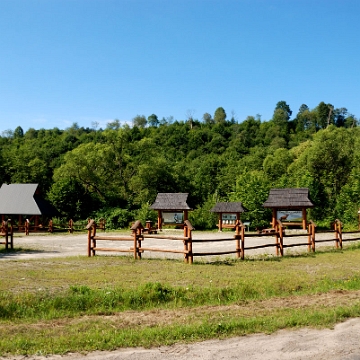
[210,202,247,231]
[149,193,192,230]
[262,188,314,230]
[0,183,59,231]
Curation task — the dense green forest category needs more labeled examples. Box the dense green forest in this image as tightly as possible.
[1,101,359,230]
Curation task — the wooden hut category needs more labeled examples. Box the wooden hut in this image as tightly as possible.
[149,193,192,230]
[0,183,59,232]
[210,202,247,231]
[262,188,314,230]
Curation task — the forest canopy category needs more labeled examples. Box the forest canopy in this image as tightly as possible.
[1,101,359,229]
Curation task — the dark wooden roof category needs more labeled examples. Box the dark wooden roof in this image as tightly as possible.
[0,183,60,216]
[262,188,314,208]
[149,193,192,210]
[210,202,248,213]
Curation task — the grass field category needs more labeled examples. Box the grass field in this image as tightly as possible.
[1,243,360,356]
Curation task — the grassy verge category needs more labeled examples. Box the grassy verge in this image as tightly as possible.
[1,243,360,355]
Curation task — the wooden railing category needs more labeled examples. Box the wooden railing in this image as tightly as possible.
[86,219,360,264]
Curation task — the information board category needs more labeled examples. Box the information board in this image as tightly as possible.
[163,212,184,224]
[276,210,303,222]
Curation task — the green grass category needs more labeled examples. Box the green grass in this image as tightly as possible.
[1,243,360,355]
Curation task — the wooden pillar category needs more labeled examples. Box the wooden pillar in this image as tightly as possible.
[87,223,92,257]
[278,221,284,256]
[235,220,241,259]
[133,228,138,259]
[302,208,307,230]
[218,212,223,232]
[157,210,162,230]
[91,222,97,256]
[272,208,277,228]
[183,210,188,221]
[183,225,188,264]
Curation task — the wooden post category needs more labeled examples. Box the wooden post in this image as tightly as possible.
[25,219,29,236]
[218,213,223,232]
[4,221,8,250]
[68,219,74,233]
[137,227,142,259]
[302,208,307,230]
[87,221,92,257]
[183,224,188,263]
[184,220,194,264]
[9,220,13,250]
[334,219,343,249]
[157,210,162,230]
[272,208,277,228]
[334,221,339,249]
[92,222,97,256]
[48,219,53,233]
[241,222,245,260]
[278,221,284,256]
[188,226,193,265]
[338,221,343,249]
[309,220,316,252]
[235,220,241,259]
[275,221,279,256]
[133,226,138,259]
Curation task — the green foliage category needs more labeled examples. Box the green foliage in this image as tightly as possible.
[1,102,360,227]
[188,196,218,230]
[48,177,96,220]
[93,208,134,229]
[230,171,272,229]
[133,203,158,225]
[214,107,227,123]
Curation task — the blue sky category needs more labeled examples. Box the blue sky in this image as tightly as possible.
[1,0,359,133]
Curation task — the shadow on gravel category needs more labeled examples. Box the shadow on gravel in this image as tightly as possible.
[0,247,49,259]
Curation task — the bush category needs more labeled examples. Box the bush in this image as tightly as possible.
[93,208,134,230]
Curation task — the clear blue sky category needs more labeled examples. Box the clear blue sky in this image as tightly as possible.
[1,0,359,133]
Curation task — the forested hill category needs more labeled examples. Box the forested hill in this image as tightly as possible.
[1,102,359,229]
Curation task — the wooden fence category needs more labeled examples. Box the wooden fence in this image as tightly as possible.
[0,220,13,250]
[86,219,360,264]
[87,219,195,263]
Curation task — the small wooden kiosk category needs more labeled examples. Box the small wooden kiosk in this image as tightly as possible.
[210,202,247,231]
[149,193,192,230]
[262,188,314,230]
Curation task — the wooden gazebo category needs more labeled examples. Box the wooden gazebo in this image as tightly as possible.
[149,193,192,230]
[262,188,314,230]
[210,202,247,231]
[0,183,59,231]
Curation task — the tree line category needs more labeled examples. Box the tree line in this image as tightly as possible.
[1,101,359,229]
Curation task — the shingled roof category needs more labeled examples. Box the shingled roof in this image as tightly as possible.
[210,202,248,213]
[262,188,314,208]
[0,183,59,216]
[149,193,192,210]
